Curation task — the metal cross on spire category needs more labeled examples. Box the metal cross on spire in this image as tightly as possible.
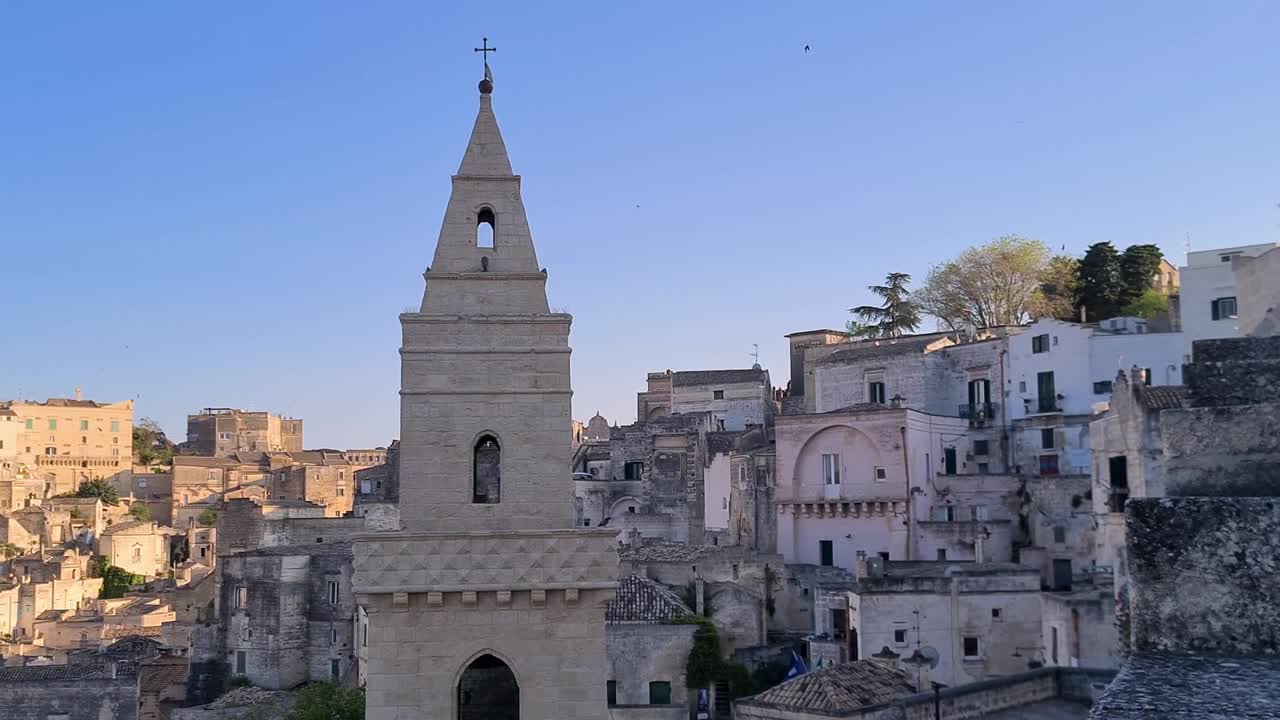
[474,37,497,68]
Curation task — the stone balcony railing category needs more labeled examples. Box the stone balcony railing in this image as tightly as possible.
[776,498,907,518]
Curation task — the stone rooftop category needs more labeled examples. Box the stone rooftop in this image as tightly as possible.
[671,368,769,387]
[819,335,947,364]
[618,543,718,563]
[605,574,693,624]
[0,663,137,681]
[742,659,916,713]
[1089,654,1280,719]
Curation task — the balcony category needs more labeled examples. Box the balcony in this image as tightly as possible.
[958,402,998,425]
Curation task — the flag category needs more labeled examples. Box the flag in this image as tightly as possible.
[784,651,808,680]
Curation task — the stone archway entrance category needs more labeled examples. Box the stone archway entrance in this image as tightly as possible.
[458,654,519,720]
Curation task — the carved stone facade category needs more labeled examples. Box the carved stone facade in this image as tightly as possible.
[353,70,617,720]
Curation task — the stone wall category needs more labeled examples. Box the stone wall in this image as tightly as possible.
[606,624,696,708]
[1126,497,1280,656]
[0,667,139,720]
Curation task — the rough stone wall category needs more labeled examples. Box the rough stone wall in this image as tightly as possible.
[815,352,931,414]
[1021,476,1095,583]
[608,415,707,544]
[1127,497,1280,655]
[1232,246,1280,336]
[304,552,356,684]
[671,378,774,432]
[0,674,139,720]
[1041,589,1120,670]
[728,451,776,552]
[606,624,695,708]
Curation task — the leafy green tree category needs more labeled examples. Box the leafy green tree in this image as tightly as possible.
[94,558,142,599]
[287,682,365,720]
[58,478,119,506]
[1038,255,1081,321]
[1076,242,1124,321]
[847,272,922,339]
[1119,244,1164,307]
[133,417,175,467]
[1123,288,1170,319]
[129,503,152,521]
[684,619,721,690]
[917,236,1053,330]
[0,542,23,559]
[197,508,219,527]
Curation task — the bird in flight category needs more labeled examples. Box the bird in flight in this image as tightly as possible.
[804,44,811,53]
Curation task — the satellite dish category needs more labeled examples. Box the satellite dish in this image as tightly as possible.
[919,646,940,669]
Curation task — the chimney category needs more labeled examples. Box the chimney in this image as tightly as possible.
[855,550,868,579]
[975,533,986,564]
[74,386,82,402]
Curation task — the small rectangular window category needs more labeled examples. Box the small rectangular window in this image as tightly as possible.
[1031,334,1050,353]
[894,628,908,644]
[330,659,340,682]
[236,650,247,675]
[24,419,33,430]
[330,628,338,645]
[79,420,88,431]
[234,586,248,609]
[607,681,617,706]
[1142,368,1152,386]
[822,454,841,485]
[328,580,340,604]
[48,419,57,431]
[1041,429,1055,450]
[972,440,989,456]
[1093,381,1113,395]
[819,540,834,566]
[624,461,644,480]
[963,636,980,658]
[713,390,724,400]
[1039,454,1060,476]
[970,505,988,521]
[868,381,886,404]
[111,420,120,433]
[1211,296,1238,320]
[991,607,1003,621]
[977,462,990,473]
[1053,526,1067,544]
[873,466,887,482]
[936,548,947,560]
[648,681,672,705]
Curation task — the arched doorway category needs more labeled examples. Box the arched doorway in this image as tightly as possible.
[457,653,519,720]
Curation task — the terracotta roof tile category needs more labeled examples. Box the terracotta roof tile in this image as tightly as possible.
[1138,385,1186,410]
[606,575,694,624]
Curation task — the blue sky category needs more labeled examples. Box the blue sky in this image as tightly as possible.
[2,2,1277,448]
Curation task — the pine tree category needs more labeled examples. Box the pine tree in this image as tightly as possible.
[1076,242,1123,321]
[1119,244,1164,308]
[848,272,922,338]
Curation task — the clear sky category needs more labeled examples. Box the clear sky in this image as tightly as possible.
[2,2,1278,449]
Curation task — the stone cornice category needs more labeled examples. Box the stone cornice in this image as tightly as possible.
[452,174,521,182]
[400,347,573,355]
[423,271,548,281]
[399,388,573,396]
[400,312,571,324]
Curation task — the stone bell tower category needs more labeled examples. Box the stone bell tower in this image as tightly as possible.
[353,51,619,720]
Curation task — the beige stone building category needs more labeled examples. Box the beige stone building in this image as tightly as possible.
[353,65,618,720]
[98,520,175,578]
[185,408,303,457]
[0,392,133,496]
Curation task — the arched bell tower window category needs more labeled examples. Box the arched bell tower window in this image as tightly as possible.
[473,434,501,504]
[476,207,496,249]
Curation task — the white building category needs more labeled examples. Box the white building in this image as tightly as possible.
[1178,242,1279,355]
[1003,318,1182,476]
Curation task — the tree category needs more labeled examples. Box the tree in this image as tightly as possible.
[917,236,1053,330]
[1077,242,1124,321]
[198,508,219,527]
[846,272,922,339]
[93,557,142,599]
[287,682,365,720]
[0,542,22,559]
[58,477,119,506]
[1119,244,1164,307]
[133,417,175,467]
[1123,288,1170,319]
[129,503,152,521]
[1038,255,1081,321]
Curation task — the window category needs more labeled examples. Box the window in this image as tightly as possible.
[79,420,88,431]
[624,461,644,480]
[1051,627,1059,664]
[963,636,980,659]
[112,448,120,457]
[111,420,120,433]
[112,436,119,444]
[476,207,496,249]
[992,607,1003,621]
[1109,456,1130,513]
[235,651,247,675]
[336,487,345,497]
[722,497,728,509]
[627,506,636,514]
[360,480,372,494]
[234,586,248,609]
[607,681,617,706]
[977,462,990,473]
[822,454,841,485]
[362,624,368,646]
[24,419,33,429]
[868,381,886,404]
[932,505,956,522]
[1142,368,1152,386]
[132,547,142,562]
[48,419,57,430]
[970,505,988,521]
[873,466,887,482]
[819,540,834,566]
[472,435,501,504]
[1093,381,1113,395]
[648,681,672,705]
[330,659,340,682]
[330,628,338,645]
[1211,296,1238,320]
[1053,526,1067,544]
[832,609,847,639]
[328,580,340,604]
[1219,253,1239,263]
[1018,381,1027,393]
[936,548,947,560]
[1041,429,1055,450]
[712,389,724,400]
[894,628,908,645]
[1039,454,1060,476]
[44,446,57,456]
[1031,334,1050,353]
[973,440,989,456]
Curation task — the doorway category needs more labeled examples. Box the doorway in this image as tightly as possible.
[458,654,519,720]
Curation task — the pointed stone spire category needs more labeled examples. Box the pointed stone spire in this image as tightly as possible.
[456,68,513,177]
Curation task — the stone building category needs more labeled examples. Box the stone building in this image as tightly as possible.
[1231,245,1280,336]
[198,542,357,694]
[605,574,698,717]
[351,64,618,720]
[184,408,303,457]
[637,371,675,422]
[848,560,1044,688]
[0,663,139,720]
[636,368,776,431]
[353,440,399,517]
[0,392,133,496]
[98,520,176,578]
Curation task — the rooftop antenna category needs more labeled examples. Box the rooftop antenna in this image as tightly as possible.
[749,343,760,366]
[1184,232,1192,261]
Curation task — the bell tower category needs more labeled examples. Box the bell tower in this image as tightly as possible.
[354,47,618,720]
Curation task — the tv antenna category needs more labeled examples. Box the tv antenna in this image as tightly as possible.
[749,343,760,366]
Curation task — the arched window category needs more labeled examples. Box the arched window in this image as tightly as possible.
[458,654,518,720]
[473,435,501,504]
[477,207,496,249]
